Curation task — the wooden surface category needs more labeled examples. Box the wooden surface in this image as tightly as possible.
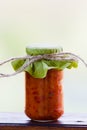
[0,113,87,130]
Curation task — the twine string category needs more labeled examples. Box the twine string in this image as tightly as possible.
[0,52,87,78]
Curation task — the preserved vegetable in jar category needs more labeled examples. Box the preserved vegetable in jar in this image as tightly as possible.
[25,69,64,121]
[11,43,78,122]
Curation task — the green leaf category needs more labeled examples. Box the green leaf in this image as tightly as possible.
[43,60,71,70]
[11,59,25,71]
[67,61,78,69]
[26,46,63,56]
[11,44,78,78]
[25,60,48,78]
[11,59,78,78]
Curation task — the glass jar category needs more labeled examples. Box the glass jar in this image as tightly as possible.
[25,69,64,122]
[11,43,78,122]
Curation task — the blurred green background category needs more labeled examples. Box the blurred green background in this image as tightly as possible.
[0,0,87,113]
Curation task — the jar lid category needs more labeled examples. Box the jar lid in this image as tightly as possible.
[26,43,63,55]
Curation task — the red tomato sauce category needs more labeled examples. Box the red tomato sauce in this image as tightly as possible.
[25,69,64,121]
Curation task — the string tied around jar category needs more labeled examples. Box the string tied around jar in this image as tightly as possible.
[0,52,87,78]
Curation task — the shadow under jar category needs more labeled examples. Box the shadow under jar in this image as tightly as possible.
[25,69,64,122]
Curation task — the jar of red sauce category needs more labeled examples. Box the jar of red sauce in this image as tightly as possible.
[25,44,64,122]
[25,69,64,122]
[11,43,78,121]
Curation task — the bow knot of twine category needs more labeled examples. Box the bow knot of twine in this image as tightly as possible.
[0,52,87,78]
